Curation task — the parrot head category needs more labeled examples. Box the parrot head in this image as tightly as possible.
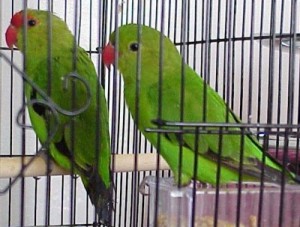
[5,9,73,54]
[102,24,181,81]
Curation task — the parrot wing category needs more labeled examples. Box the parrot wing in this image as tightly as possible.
[25,47,112,224]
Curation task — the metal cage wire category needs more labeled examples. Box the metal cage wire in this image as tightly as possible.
[0,0,300,226]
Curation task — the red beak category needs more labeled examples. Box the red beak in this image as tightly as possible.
[5,25,17,49]
[102,43,115,67]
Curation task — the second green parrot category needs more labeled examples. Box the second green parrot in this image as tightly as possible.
[102,24,298,186]
[6,9,113,224]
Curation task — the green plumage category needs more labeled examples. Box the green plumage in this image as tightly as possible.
[14,10,112,224]
[108,24,297,185]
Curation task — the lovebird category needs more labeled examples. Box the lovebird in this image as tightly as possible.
[102,24,298,186]
[6,9,113,224]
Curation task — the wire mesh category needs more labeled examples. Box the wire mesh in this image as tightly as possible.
[0,0,300,227]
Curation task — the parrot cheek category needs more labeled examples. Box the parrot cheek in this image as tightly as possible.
[5,25,18,49]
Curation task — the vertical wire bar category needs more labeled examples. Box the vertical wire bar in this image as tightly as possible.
[153,1,166,226]
[62,1,67,222]
[70,0,80,225]
[115,4,127,225]
[154,0,158,29]
[225,0,233,123]
[276,0,285,173]
[122,3,132,225]
[33,177,39,225]
[176,2,188,226]
[166,1,172,179]
[205,0,212,87]
[35,1,41,222]
[200,0,205,85]
[45,2,54,225]
[215,0,221,93]
[275,0,285,213]
[148,0,153,26]
[257,0,266,224]
[173,0,178,44]
[224,2,233,226]
[86,0,93,223]
[114,1,126,226]
[167,0,172,38]
[74,2,82,222]
[137,2,148,224]
[34,109,41,225]
[105,0,113,114]
[112,3,121,225]
[257,1,265,126]
[279,129,290,227]
[248,0,255,123]
[192,0,198,71]
[185,0,190,64]
[222,1,229,100]
[97,0,110,225]
[60,175,65,225]
[213,128,224,227]
[258,1,277,225]
[267,0,276,125]
[130,2,142,226]
[231,0,237,112]
[190,127,200,227]
[236,128,246,227]
[8,1,15,225]
[239,0,245,118]
[20,2,28,226]
[178,0,188,188]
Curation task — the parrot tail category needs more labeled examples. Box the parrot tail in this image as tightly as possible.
[84,168,114,226]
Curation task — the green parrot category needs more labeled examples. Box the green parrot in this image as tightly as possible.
[6,9,113,224]
[102,24,298,186]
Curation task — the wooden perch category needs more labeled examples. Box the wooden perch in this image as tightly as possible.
[0,153,170,178]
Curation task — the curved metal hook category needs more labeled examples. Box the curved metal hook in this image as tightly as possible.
[0,52,91,194]
[16,105,33,129]
[0,52,91,118]
[28,99,61,145]
[0,100,60,195]
[57,71,92,116]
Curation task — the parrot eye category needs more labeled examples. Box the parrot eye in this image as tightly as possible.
[129,43,139,52]
[28,19,37,27]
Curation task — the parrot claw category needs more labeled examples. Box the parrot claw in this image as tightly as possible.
[188,180,212,189]
[38,149,54,174]
[151,118,167,126]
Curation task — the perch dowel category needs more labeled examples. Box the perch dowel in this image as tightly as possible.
[0,153,169,178]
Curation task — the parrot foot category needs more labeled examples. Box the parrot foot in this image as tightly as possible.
[151,118,167,126]
[188,180,213,189]
[38,148,54,174]
[93,221,113,227]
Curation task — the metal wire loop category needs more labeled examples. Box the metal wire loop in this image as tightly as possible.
[0,52,92,118]
[59,71,92,116]
[0,98,61,194]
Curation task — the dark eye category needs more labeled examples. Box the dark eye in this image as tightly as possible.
[129,43,139,51]
[28,19,36,27]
